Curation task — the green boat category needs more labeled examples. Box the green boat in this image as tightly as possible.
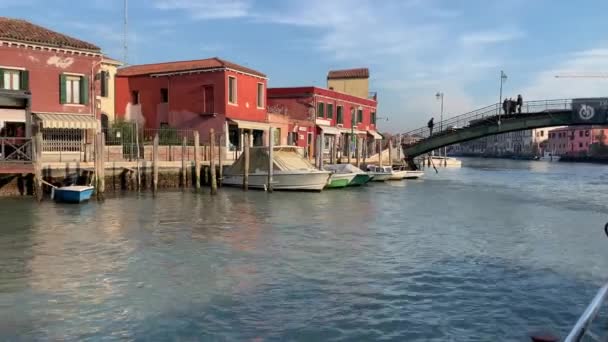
[324,164,372,187]
[326,172,356,188]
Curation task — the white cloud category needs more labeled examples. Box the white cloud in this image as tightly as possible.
[154,0,252,19]
[460,29,524,45]
[521,47,608,100]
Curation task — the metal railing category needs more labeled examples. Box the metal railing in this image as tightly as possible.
[401,99,573,144]
[565,282,608,342]
[0,137,33,161]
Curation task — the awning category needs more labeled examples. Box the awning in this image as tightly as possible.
[367,130,383,140]
[35,113,98,129]
[229,119,270,131]
[317,125,341,135]
[339,128,366,135]
[0,109,26,122]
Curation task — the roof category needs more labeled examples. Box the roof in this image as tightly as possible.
[102,56,122,66]
[268,86,377,106]
[0,17,100,52]
[116,57,266,78]
[327,68,369,80]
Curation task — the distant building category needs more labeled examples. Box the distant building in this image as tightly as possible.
[115,57,269,149]
[547,126,608,156]
[454,128,554,157]
[267,86,379,160]
[327,68,375,100]
[99,56,122,127]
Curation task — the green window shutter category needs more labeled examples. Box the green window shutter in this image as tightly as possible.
[357,109,363,123]
[371,112,376,125]
[327,104,333,119]
[100,71,108,97]
[317,103,324,118]
[0,69,4,89]
[20,70,29,91]
[337,106,343,124]
[80,76,89,104]
[59,74,67,104]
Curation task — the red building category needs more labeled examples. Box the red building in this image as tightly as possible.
[548,126,608,156]
[0,17,103,138]
[267,86,380,160]
[115,57,269,150]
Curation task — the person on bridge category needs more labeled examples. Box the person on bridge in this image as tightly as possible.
[517,94,523,114]
[509,98,516,115]
[427,117,434,136]
[502,98,509,114]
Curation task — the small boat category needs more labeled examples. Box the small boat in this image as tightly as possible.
[431,156,462,167]
[393,165,425,179]
[536,151,560,161]
[52,185,95,203]
[326,172,357,188]
[223,146,331,191]
[324,164,372,187]
[366,165,393,182]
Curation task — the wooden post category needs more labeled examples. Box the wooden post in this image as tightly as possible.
[346,134,351,164]
[34,132,43,201]
[378,139,382,167]
[318,131,324,170]
[152,134,159,195]
[181,136,187,188]
[355,137,361,167]
[388,138,393,166]
[97,133,105,200]
[194,131,200,191]
[268,127,273,192]
[209,128,217,195]
[243,133,249,191]
[218,133,223,187]
[135,121,140,191]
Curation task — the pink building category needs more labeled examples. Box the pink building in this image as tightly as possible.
[548,126,608,156]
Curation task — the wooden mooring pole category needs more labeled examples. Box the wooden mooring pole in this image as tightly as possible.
[243,133,249,191]
[356,137,361,168]
[152,133,159,195]
[194,131,200,191]
[218,133,223,188]
[388,138,394,166]
[209,129,217,195]
[267,127,273,192]
[181,136,187,188]
[95,133,105,201]
[34,132,43,202]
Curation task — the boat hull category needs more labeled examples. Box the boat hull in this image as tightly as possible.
[368,173,391,182]
[403,171,424,179]
[388,170,408,180]
[53,186,95,203]
[222,172,331,191]
[349,174,372,186]
[326,173,357,188]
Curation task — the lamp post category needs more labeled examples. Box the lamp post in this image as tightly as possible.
[436,92,446,164]
[498,70,507,125]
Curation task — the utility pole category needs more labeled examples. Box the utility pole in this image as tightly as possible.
[123,0,128,65]
[498,70,507,125]
[436,92,446,165]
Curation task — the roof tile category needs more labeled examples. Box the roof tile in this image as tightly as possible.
[0,17,100,51]
[117,57,266,78]
[327,68,369,79]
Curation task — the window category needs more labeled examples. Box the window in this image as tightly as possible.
[99,70,108,97]
[327,104,334,119]
[59,74,88,105]
[228,76,237,104]
[579,130,583,137]
[160,122,169,128]
[288,132,297,145]
[1,69,28,90]
[317,102,325,118]
[371,112,376,125]
[336,106,343,124]
[131,90,140,105]
[540,131,544,137]
[257,83,264,108]
[579,142,583,148]
[357,109,363,123]
[160,88,168,103]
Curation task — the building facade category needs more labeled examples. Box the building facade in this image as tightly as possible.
[115,57,268,150]
[98,56,122,126]
[267,86,379,160]
[547,126,608,156]
[326,68,372,100]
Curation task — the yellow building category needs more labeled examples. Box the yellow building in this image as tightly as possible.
[98,56,122,126]
[327,68,371,100]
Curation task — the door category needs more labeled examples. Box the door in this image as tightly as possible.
[203,86,214,114]
[307,132,313,158]
[273,128,281,146]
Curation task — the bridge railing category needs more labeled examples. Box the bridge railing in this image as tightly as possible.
[0,138,33,162]
[400,99,573,144]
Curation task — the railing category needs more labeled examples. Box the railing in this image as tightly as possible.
[401,99,573,144]
[0,137,33,162]
[564,282,608,342]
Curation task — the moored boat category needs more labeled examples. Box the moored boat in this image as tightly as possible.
[52,185,95,203]
[326,172,357,188]
[324,164,372,187]
[366,165,393,182]
[222,146,331,191]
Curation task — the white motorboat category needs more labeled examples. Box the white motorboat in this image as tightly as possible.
[366,165,393,182]
[222,146,331,191]
[536,151,560,161]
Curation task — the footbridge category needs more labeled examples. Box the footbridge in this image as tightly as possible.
[401,98,608,168]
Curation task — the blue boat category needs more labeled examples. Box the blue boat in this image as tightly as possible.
[52,186,95,203]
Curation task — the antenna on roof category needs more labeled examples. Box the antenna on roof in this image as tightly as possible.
[123,0,128,65]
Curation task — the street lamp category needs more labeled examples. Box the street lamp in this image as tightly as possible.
[498,70,507,125]
[435,92,446,164]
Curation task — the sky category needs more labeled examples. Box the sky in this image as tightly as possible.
[1,0,608,132]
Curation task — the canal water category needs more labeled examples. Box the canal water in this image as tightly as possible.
[1,158,607,341]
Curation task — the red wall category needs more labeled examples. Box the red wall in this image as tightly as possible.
[0,43,101,115]
[115,69,267,139]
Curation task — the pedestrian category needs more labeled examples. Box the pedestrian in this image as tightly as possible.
[517,94,523,114]
[509,98,516,115]
[502,98,508,114]
[427,117,434,136]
